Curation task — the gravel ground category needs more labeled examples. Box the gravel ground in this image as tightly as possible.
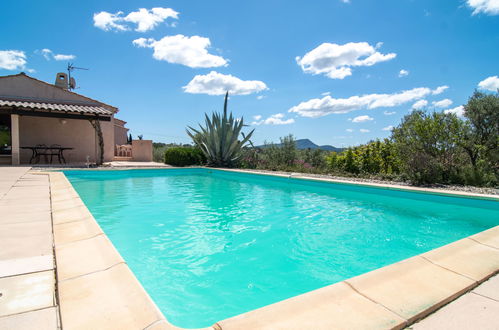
[233,168,499,196]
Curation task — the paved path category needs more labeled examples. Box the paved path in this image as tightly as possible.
[410,273,499,329]
[0,167,58,329]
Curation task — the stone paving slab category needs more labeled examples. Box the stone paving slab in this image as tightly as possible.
[0,307,58,330]
[0,271,55,317]
[0,168,57,329]
[410,275,499,330]
[0,255,53,278]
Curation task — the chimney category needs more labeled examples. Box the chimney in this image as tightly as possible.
[54,72,68,90]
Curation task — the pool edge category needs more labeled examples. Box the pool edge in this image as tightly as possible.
[48,170,499,330]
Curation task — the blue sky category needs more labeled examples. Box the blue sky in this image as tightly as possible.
[1,0,498,146]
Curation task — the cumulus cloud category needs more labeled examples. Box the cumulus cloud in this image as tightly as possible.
[53,54,76,61]
[412,99,428,109]
[444,105,465,117]
[133,35,228,68]
[296,42,396,79]
[183,71,267,95]
[125,8,179,32]
[0,50,27,70]
[93,7,178,32]
[432,98,453,108]
[252,113,295,125]
[352,115,373,123]
[256,95,266,100]
[346,128,354,132]
[382,125,394,131]
[399,69,409,77]
[93,11,128,31]
[384,110,396,115]
[38,49,76,61]
[360,129,370,133]
[289,87,433,118]
[467,0,499,15]
[478,76,499,91]
[253,115,262,121]
[432,85,449,95]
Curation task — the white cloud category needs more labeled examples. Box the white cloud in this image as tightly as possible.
[94,7,178,32]
[93,11,128,31]
[432,98,453,108]
[183,71,267,95]
[53,54,76,61]
[133,35,227,68]
[412,99,428,109]
[467,0,499,15]
[296,42,396,79]
[252,113,295,125]
[38,49,76,61]
[289,87,433,118]
[256,95,266,100]
[0,50,27,70]
[352,115,373,123]
[360,129,370,133]
[321,92,331,96]
[40,49,52,60]
[383,110,396,115]
[432,85,449,95]
[444,105,465,117]
[124,8,179,32]
[253,115,262,121]
[382,125,394,131]
[478,76,499,91]
[399,69,409,77]
[346,128,354,132]
[341,0,351,3]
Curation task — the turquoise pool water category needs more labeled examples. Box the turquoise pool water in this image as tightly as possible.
[64,169,498,328]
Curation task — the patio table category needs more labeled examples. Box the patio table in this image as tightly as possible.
[21,146,74,164]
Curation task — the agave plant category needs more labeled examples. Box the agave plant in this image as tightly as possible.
[186,92,254,167]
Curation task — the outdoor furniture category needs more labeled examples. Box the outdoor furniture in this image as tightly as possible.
[21,145,74,164]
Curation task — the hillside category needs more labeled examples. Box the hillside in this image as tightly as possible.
[258,139,344,152]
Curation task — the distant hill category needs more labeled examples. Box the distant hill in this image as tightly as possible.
[257,139,345,152]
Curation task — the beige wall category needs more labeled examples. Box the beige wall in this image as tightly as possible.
[131,140,152,162]
[114,121,129,146]
[19,116,115,164]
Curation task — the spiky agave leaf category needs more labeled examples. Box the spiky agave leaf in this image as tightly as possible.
[186,91,254,166]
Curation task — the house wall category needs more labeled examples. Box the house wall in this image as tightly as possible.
[18,116,115,164]
[131,140,153,162]
[114,119,128,146]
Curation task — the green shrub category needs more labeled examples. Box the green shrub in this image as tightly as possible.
[164,147,205,166]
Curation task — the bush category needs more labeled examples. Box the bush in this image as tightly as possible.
[164,147,206,166]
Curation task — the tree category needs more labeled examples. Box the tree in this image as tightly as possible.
[186,92,254,167]
[463,91,499,173]
[392,110,465,184]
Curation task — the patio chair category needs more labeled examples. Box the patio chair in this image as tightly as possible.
[34,144,49,164]
[49,144,63,164]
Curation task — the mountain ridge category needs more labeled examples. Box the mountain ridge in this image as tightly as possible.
[257,139,344,152]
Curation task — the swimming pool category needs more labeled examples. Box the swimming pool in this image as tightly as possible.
[64,168,499,328]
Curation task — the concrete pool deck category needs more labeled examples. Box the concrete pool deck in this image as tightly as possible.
[0,167,498,329]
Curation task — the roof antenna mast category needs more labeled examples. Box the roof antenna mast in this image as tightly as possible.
[67,62,89,91]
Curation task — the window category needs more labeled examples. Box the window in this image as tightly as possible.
[0,114,11,155]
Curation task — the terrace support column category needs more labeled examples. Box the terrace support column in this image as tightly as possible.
[11,114,20,165]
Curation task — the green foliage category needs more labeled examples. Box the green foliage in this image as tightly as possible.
[187,92,254,167]
[392,110,465,184]
[325,139,400,178]
[239,134,328,173]
[463,91,499,177]
[164,147,206,166]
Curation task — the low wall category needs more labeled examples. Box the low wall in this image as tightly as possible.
[131,140,152,162]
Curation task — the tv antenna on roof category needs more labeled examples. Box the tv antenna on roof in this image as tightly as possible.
[67,63,89,91]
